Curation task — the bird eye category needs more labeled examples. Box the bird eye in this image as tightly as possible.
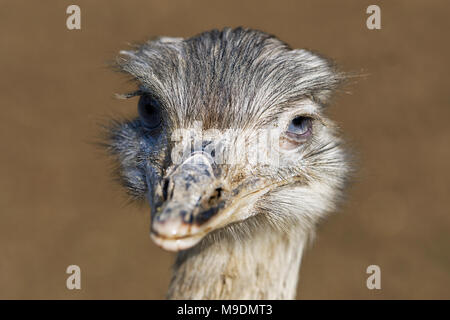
[138,94,162,129]
[287,116,313,137]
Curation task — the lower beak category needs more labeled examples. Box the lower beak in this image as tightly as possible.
[149,153,227,251]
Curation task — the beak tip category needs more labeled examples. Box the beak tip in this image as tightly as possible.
[150,231,203,252]
[150,207,205,252]
[151,208,202,237]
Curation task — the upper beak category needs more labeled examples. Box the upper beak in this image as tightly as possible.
[148,153,228,251]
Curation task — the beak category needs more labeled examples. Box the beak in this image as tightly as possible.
[148,153,228,251]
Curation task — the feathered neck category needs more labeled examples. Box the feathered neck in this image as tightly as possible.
[167,221,307,299]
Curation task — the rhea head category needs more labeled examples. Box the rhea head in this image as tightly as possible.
[107,28,349,252]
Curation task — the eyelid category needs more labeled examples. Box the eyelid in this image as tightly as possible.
[293,113,326,127]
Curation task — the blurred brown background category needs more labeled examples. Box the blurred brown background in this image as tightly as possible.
[1,0,449,299]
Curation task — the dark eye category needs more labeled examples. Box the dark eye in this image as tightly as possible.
[287,116,313,137]
[138,94,162,129]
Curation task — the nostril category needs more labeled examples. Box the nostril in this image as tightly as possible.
[207,187,223,206]
[162,179,170,201]
[215,187,222,199]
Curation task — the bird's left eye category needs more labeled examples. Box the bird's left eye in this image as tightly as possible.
[138,94,162,130]
[287,116,313,137]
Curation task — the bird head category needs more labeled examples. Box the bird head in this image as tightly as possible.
[106,28,349,252]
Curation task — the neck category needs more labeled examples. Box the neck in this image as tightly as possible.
[167,220,307,299]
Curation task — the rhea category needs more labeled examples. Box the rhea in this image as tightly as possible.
[106,28,349,299]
